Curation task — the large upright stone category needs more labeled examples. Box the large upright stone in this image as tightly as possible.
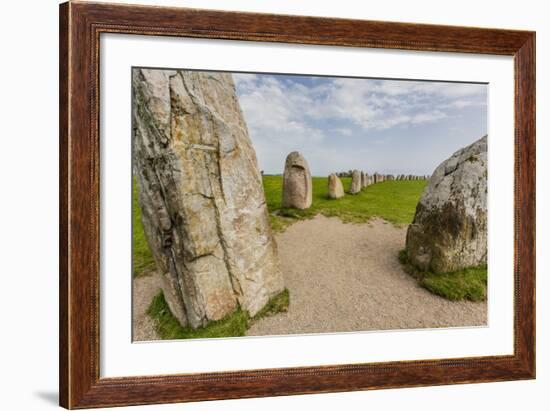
[282,151,312,209]
[133,69,284,328]
[328,174,345,199]
[406,136,488,273]
[349,169,362,194]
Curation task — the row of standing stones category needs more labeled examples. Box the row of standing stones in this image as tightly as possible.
[282,150,429,205]
[134,69,487,330]
[280,134,488,275]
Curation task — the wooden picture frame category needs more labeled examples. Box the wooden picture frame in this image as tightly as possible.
[59,1,535,408]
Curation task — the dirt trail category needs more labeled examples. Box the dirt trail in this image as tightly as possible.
[248,215,486,336]
[133,215,486,340]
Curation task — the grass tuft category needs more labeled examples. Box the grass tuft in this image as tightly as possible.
[252,288,290,320]
[147,288,290,339]
[398,249,487,302]
[146,292,249,339]
[268,214,296,233]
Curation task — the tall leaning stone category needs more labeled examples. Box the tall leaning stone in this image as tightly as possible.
[406,135,488,273]
[349,169,362,194]
[132,69,284,328]
[282,151,312,209]
[328,173,345,199]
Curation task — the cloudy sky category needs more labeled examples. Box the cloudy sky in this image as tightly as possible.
[234,72,487,176]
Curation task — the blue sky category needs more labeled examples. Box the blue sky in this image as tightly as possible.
[234,72,487,176]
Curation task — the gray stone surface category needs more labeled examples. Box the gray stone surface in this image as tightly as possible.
[406,135,488,273]
[349,169,362,194]
[282,151,313,209]
[133,68,284,328]
[362,172,369,188]
[328,173,345,199]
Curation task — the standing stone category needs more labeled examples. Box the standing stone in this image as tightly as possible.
[133,68,284,328]
[349,170,362,194]
[282,151,312,209]
[360,171,365,188]
[363,173,369,188]
[406,136,488,273]
[328,174,345,199]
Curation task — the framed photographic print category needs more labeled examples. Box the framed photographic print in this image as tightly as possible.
[59,1,535,409]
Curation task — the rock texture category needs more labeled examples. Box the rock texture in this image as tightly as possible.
[328,174,345,199]
[406,135,488,273]
[282,151,312,209]
[362,172,369,188]
[349,170,362,194]
[132,68,284,328]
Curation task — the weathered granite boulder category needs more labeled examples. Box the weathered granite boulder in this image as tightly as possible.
[133,68,285,328]
[349,169,362,194]
[406,135,488,273]
[328,174,345,199]
[282,151,312,209]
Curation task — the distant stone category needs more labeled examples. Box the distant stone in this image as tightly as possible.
[282,151,313,209]
[328,174,345,199]
[406,135,488,273]
[349,169,362,194]
[363,172,369,188]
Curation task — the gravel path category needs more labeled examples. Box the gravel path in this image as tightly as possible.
[132,272,161,341]
[248,215,486,336]
[132,215,487,340]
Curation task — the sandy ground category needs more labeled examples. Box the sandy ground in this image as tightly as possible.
[248,215,486,336]
[132,215,487,340]
[132,271,161,341]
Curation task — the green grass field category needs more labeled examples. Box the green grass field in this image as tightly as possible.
[264,176,427,231]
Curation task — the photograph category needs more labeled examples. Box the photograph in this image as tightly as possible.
[131,67,488,341]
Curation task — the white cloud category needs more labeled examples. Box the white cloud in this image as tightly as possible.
[234,73,487,175]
